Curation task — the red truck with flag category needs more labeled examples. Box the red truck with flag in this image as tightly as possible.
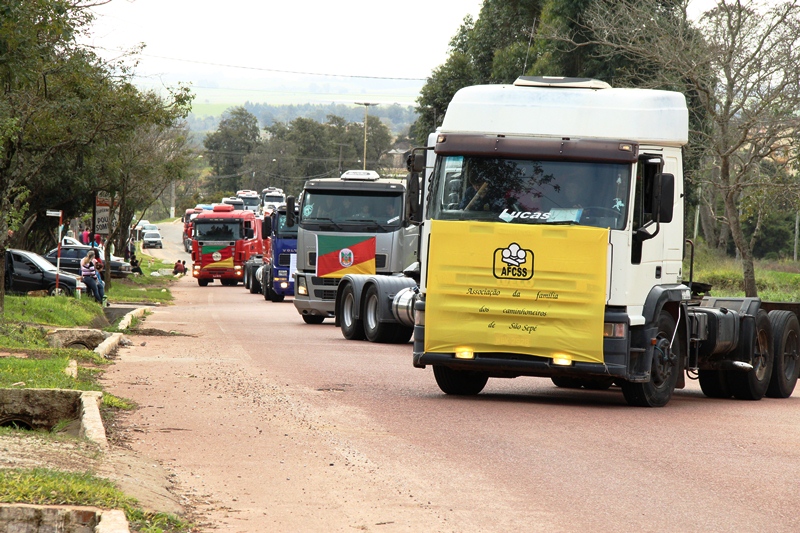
[288,170,418,325]
[190,204,268,286]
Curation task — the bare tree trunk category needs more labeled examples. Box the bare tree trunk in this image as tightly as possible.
[724,190,758,297]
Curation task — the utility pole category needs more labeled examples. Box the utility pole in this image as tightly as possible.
[355,102,378,170]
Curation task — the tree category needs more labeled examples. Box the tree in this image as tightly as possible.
[203,107,260,193]
[0,0,194,314]
[570,0,800,296]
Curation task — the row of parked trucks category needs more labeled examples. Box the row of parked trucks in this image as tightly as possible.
[191,76,800,408]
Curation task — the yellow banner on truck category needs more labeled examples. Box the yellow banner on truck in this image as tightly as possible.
[425,220,608,364]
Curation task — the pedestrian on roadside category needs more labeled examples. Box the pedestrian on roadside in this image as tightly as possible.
[80,250,104,304]
[130,254,143,275]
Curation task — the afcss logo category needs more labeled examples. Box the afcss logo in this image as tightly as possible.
[493,242,534,280]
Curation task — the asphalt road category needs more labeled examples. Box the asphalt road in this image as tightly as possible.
[110,220,800,532]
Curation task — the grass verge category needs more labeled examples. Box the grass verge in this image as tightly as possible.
[687,245,800,300]
[0,468,191,532]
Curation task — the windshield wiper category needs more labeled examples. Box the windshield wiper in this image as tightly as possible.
[343,218,392,231]
[308,217,343,230]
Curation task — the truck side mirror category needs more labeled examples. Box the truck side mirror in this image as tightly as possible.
[406,171,421,223]
[653,173,674,223]
[286,197,296,227]
[262,217,270,236]
[408,153,426,173]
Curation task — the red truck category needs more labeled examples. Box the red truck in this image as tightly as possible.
[191,204,268,286]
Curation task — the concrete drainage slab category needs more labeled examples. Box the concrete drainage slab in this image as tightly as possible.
[0,504,127,533]
[0,307,151,533]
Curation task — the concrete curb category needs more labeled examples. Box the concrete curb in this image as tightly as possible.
[117,307,147,331]
[79,390,108,449]
[94,333,123,358]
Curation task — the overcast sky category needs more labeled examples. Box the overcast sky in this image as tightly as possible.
[84,0,718,110]
[85,0,486,108]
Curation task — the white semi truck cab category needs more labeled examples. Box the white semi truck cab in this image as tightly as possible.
[362,76,798,407]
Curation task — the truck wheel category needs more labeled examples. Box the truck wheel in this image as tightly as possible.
[728,309,773,400]
[621,311,681,407]
[698,369,731,398]
[265,272,285,302]
[364,285,394,343]
[433,365,488,395]
[198,279,209,286]
[243,267,251,290]
[433,365,489,396]
[551,376,613,390]
[250,271,261,294]
[302,314,325,324]
[551,376,582,389]
[766,310,800,398]
[339,284,366,340]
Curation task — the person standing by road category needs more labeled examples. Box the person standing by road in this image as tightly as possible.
[80,250,105,304]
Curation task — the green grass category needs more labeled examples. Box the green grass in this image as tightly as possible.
[3,295,102,326]
[686,245,800,300]
[0,357,103,390]
[107,254,175,304]
[0,468,191,532]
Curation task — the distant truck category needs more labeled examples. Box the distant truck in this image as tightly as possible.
[236,189,261,213]
[261,187,285,214]
[259,204,298,302]
[191,204,268,286]
[287,170,418,325]
[369,76,800,407]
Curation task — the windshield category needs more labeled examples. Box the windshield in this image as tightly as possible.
[276,214,298,238]
[194,220,243,240]
[299,191,403,231]
[429,156,631,230]
[263,194,285,204]
[240,197,260,207]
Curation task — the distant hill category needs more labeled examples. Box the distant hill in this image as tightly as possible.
[188,102,419,137]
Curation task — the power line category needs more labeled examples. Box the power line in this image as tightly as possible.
[105,49,429,81]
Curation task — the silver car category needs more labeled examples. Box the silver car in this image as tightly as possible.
[142,231,163,249]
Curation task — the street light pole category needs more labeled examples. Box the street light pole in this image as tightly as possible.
[355,102,378,170]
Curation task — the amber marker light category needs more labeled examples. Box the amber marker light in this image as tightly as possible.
[552,355,572,366]
[454,348,475,359]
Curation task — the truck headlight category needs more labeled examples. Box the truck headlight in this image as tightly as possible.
[296,276,308,296]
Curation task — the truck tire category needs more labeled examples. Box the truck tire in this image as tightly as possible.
[339,284,365,340]
[302,314,325,324]
[728,309,773,401]
[766,310,800,398]
[265,271,285,302]
[551,376,613,390]
[243,267,251,290]
[250,270,261,294]
[698,369,731,398]
[620,311,681,407]
[433,365,489,395]
[551,376,581,388]
[198,279,209,287]
[364,285,394,343]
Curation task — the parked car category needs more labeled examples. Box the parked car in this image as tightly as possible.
[142,231,163,249]
[44,245,132,278]
[4,249,85,297]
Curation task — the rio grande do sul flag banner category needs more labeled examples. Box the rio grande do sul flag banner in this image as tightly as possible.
[316,235,376,278]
